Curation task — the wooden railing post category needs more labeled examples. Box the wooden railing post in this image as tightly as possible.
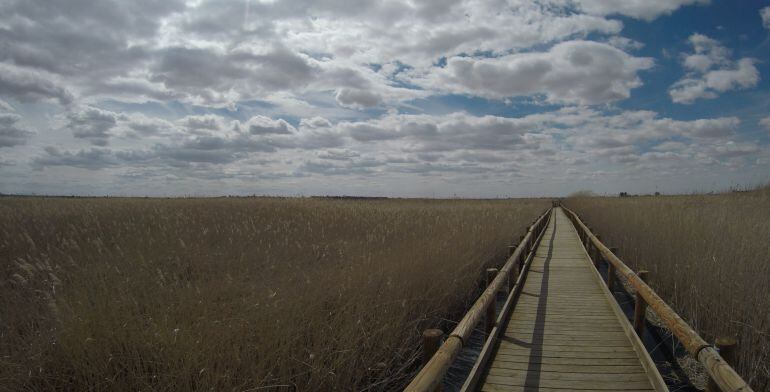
[706,337,738,392]
[587,239,595,263]
[509,265,519,293]
[485,268,498,338]
[421,329,443,366]
[508,244,519,291]
[633,270,649,335]
[593,234,602,268]
[607,247,618,292]
[421,328,444,392]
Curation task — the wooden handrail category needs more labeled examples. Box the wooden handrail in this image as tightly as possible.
[561,206,753,392]
[404,207,552,392]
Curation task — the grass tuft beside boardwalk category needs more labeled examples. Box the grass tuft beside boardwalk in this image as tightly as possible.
[566,187,770,391]
[0,197,547,391]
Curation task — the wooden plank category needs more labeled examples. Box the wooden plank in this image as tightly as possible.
[495,346,637,356]
[490,361,649,374]
[502,332,630,341]
[497,342,638,351]
[497,336,632,345]
[483,375,654,390]
[493,350,640,359]
[486,368,650,382]
[482,386,654,392]
[489,356,645,367]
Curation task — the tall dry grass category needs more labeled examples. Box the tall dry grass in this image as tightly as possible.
[566,188,769,391]
[0,197,547,391]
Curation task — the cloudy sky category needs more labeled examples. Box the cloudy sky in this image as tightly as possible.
[1,0,770,197]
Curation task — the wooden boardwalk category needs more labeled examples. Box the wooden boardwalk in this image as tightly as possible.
[477,207,666,391]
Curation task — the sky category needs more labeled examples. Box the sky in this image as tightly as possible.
[1,0,770,197]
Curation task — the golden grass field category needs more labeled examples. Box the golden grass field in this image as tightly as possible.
[0,197,548,391]
[566,187,769,391]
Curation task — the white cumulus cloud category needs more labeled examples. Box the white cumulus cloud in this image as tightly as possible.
[669,34,759,104]
[415,40,653,105]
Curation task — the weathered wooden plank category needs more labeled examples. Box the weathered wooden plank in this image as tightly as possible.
[502,332,630,341]
[490,361,648,373]
[489,355,645,366]
[483,374,654,390]
[493,350,640,359]
[486,367,650,382]
[505,326,623,334]
[497,336,632,345]
[497,341,638,350]
[482,386,654,392]
[496,345,636,355]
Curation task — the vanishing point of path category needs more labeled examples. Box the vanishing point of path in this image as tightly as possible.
[477,207,666,391]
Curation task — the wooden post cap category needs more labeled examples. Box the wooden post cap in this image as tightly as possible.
[487,268,501,293]
[715,337,737,363]
[715,337,737,348]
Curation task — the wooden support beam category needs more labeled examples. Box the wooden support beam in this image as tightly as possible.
[594,235,602,268]
[608,247,618,292]
[485,268,498,337]
[633,270,649,335]
[508,247,519,291]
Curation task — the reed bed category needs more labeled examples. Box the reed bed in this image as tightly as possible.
[0,197,547,391]
[566,188,769,391]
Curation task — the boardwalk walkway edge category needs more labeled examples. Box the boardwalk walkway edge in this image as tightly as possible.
[405,204,753,392]
[562,206,753,392]
[404,207,553,392]
[473,207,666,391]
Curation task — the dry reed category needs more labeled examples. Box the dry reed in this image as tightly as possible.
[0,197,547,391]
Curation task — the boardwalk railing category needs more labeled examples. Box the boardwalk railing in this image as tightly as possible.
[562,206,753,392]
[404,207,552,392]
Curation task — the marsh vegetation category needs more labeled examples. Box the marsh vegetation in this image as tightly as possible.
[0,197,547,391]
